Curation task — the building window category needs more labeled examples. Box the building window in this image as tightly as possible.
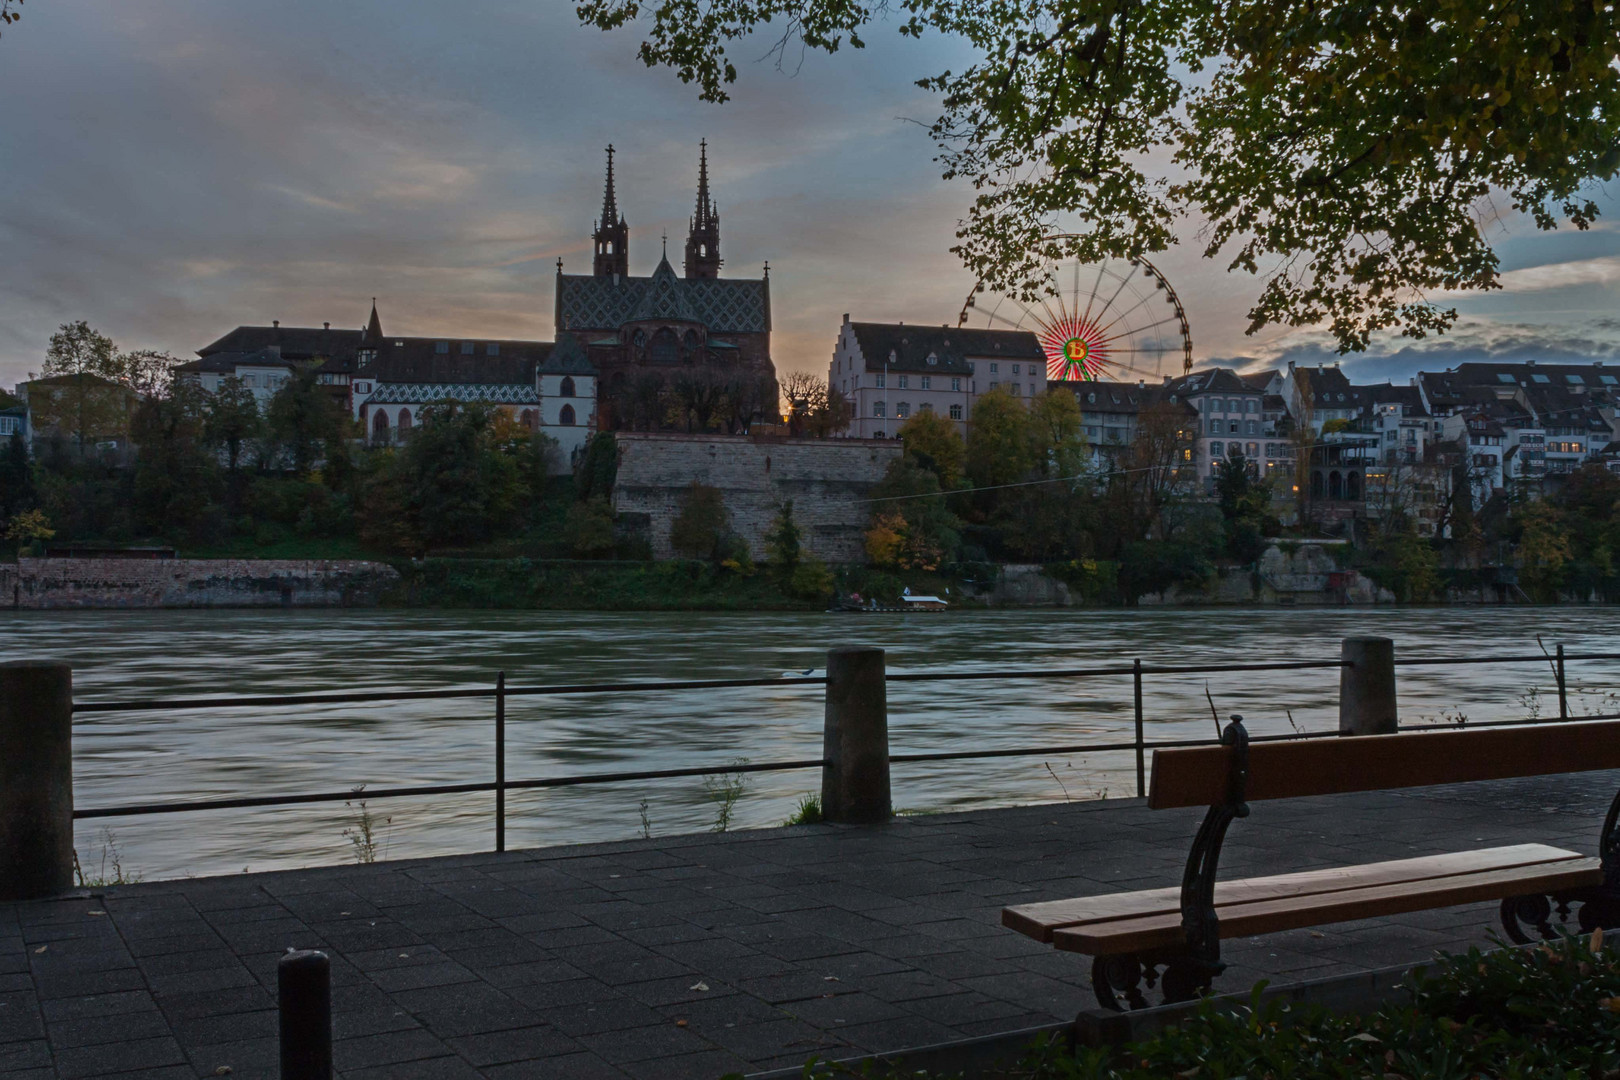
[398,408,412,432]
[1229,420,1239,433]
[897,402,911,418]
[990,363,999,373]
[1247,442,1259,457]
[1211,441,1224,456]
[918,402,933,412]
[950,378,961,392]
[372,411,388,440]
[1009,384,1019,396]
[874,401,886,417]
[554,404,573,426]
[1246,420,1257,435]
[461,341,474,355]
[875,373,886,388]
[650,328,679,364]
[520,409,537,429]
[949,404,963,420]
[560,376,576,398]
[1011,364,1020,375]
[920,376,931,390]
[243,375,257,388]
[436,341,449,354]
[1028,384,1035,397]
[1208,418,1219,434]
[487,343,499,356]
[898,375,909,389]
[989,381,999,391]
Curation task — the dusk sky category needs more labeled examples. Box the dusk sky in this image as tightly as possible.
[6,0,1620,392]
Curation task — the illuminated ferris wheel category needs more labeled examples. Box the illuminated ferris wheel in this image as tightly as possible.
[957,248,1194,383]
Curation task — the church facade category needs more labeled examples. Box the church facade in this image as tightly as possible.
[554,144,776,432]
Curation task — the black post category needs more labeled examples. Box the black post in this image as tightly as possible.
[0,662,74,901]
[1556,644,1568,721]
[495,671,506,853]
[1133,658,1145,798]
[278,949,331,1080]
[1339,636,1398,736]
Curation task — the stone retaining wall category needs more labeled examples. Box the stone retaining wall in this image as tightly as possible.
[5,557,400,609]
[612,433,902,561]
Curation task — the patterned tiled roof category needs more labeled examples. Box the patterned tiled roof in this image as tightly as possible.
[556,268,769,333]
[365,382,540,405]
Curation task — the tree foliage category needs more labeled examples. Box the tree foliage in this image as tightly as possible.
[581,0,1620,351]
[897,408,965,489]
[669,481,730,560]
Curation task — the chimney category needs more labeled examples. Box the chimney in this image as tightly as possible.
[272,320,280,328]
[323,322,330,330]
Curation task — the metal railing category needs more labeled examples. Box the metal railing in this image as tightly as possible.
[68,646,1620,850]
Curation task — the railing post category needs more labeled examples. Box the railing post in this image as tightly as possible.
[495,671,506,853]
[821,647,891,824]
[1339,636,1397,736]
[1556,644,1568,720]
[279,949,332,1080]
[0,662,74,901]
[1133,658,1145,798]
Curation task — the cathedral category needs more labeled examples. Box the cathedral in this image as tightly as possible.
[554,144,777,431]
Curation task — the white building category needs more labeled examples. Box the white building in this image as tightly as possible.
[829,317,1046,438]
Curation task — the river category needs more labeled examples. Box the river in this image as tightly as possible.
[6,606,1619,881]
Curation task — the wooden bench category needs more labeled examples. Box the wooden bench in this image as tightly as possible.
[1003,716,1620,1011]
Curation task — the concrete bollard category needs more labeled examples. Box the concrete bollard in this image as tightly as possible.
[1340,636,1397,736]
[821,647,891,824]
[279,950,333,1080]
[0,662,74,901]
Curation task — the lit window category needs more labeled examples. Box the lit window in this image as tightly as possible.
[874,401,886,417]
[897,402,910,418]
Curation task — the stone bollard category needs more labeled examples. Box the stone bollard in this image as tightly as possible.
[821,647,891,824]
[0,662,74,900]
[279,950,333,1080]
[1340,636,1397,736]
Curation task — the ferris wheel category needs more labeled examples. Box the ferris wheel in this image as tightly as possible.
[957,249,1194,384]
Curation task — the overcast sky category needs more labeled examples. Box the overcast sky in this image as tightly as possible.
[5,0,1620,392]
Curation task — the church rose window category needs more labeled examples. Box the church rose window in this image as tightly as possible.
[560,404,577,426]
[560,377,576,398]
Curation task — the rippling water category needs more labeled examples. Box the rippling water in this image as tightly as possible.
[6,606,1618,881]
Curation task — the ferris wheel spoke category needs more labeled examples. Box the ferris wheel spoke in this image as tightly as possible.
[1080,261,1112,325]
[1101,312,1184,342]
[1093,291,1168,339]
[980,304,1033,332]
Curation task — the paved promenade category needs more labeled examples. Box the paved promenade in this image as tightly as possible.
[3,772,1615,1080]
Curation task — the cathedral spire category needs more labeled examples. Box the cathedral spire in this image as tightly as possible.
[684,139,722,280]
[593,144,629,278]
[363,297,383,343]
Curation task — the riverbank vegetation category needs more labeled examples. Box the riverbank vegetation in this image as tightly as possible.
[775,931,1620,1080]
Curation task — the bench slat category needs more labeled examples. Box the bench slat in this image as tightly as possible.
[1149,720,1620,809]
[1002,844,1581,943]
[1051,857,1603,955]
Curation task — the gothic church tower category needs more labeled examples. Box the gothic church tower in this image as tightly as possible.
[593,145,629,278]
[683,140,721,280]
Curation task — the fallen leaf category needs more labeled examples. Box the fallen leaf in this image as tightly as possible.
[87,911,105,917]
[32,946,45,954]
[688,981,709,992]
[675,1019,688,1027]
[1346,1032,1380,1043]
[1308,931,1325,939]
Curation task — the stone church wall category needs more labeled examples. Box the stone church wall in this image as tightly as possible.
[5,557,400,609]
[612,433,902,561]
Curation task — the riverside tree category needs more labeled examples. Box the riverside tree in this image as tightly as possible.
[581,0,1620,351]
